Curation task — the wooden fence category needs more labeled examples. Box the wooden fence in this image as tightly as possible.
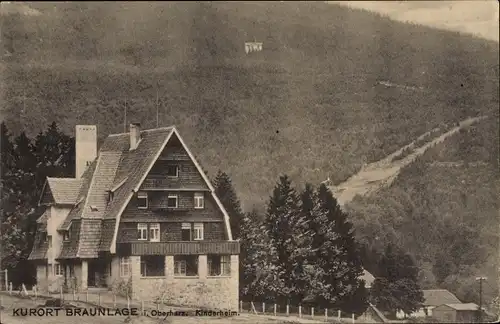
[2,281,365,323]
[240,300,359,323]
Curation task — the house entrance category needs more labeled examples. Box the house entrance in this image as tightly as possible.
[87,259,109,288]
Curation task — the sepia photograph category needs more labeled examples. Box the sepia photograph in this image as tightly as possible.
[0,1,498,323]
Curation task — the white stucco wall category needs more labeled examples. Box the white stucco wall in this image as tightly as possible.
[43,206,71,292]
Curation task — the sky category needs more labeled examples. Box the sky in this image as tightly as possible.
[331,1,499,42]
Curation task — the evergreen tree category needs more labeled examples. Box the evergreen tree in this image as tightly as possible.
[263,175,305,304]
[309,184,368,314]
[1,122,15,177]
[213,170,244,240]
[370,244,424,318]
[240,209,283,302]
[1,122,75,282]
[33,121,75,189]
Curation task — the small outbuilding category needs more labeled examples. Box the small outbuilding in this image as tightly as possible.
[432,303,479,323]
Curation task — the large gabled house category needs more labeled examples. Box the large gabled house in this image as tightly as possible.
[29,123,240,310]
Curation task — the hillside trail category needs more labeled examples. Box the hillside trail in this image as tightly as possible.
[329,116,487,206]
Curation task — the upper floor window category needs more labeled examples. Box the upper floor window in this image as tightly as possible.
[194,192,204,209]
[166,165,179,177]
[137,192,148,209]
[181,223,191,241]
[137,223,148,240]
[149,223,160,242]
[120,257,131,277]
[54,263,64,276]
[167,194,178,208]
[47,235,52,248]
[193,223,204,240]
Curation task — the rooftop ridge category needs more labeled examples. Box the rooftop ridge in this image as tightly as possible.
[108,126,175,137]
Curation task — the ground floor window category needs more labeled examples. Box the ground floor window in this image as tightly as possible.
[140,256,165,277]
[174,255,198,276]
[120,257,131,277]
[208,255,231,276]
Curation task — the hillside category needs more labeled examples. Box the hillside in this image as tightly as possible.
[1,2,499,208]
[346,115,499,307]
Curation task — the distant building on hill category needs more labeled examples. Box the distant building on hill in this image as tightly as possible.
[245,42,263,54]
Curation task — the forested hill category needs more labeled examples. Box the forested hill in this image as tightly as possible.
[347,114,499,308]
[1,2,498,208]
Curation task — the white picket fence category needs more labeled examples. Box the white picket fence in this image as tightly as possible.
[240,300,358,323]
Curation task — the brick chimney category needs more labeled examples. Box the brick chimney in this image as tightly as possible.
[75,125,97,179]
[129,123,141,150]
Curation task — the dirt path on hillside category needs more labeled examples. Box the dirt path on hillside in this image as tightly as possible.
[329,116,487,206]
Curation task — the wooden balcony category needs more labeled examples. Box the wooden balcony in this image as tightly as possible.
[118,241,240,256]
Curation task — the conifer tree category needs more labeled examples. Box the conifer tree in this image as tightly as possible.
[213,170,244,239]
[370,244,424,318]
[240,209,282,302]
[263,175,305,304]
[312,184,368,313]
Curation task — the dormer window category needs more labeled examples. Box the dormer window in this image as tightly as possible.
[63,231,70,241]
[137,192,148,209]
[90,205,98,212]
[166,165,179,178]
[167,194,178,208]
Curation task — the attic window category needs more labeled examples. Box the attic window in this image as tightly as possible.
[137,192,148,209]
[166,165,179,178]
[63,231,70,241]
[90,205,98,212]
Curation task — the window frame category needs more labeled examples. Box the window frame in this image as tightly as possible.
[120,257,131,277]
[194,192,204,209]
[137,192,148,209]
[149,223,160,242]
[137,223,148,241]
[54,263,64,277]
[166,165,179,178]
[193,223,204,241]
[140,255,166,277]
[174,255,198,277]
[167,194,178,208]
[181,223,191,241]
[208,255,231,276]
[220,255,231,276]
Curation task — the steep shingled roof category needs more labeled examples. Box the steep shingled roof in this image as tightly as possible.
[51,125,233,259]
[47,178,82,205]
[58,159,97,231]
